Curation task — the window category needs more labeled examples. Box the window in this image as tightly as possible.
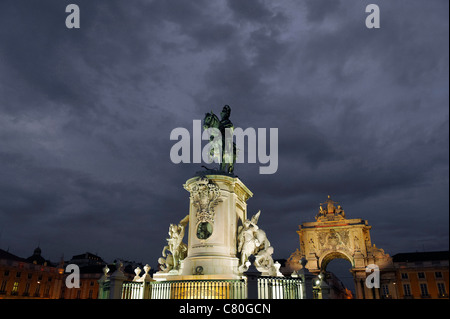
[403,284,411,296]
[381,284,390,296]
[34,284,41,297]
[15,271,21,278]
[11,282,19,295]
[27,273,32,280]
[420,283,429,297]
[4,270,9,276]
[401,273,408,279]
[44,284,51,297]
[0,280,7,293]
[435,271,443,278]
[437,283,446,296]
[417,272,425,279]
[24,282,30,295]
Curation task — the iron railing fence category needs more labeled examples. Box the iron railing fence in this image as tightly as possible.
[119,277,303,300]
[257,277,303,299]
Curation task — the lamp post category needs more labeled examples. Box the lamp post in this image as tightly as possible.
[312,273,330,299]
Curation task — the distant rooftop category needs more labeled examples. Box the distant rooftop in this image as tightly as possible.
[0,247,56,266]
[70,252,104,262]
[0,248,25,262]
[392,251,449,263]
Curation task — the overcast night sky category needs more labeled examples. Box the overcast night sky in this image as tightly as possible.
[0,0,448,270]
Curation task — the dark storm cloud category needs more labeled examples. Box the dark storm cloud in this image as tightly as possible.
[304,0,342,23]
[227,0,272,21]
[0,0,448,266]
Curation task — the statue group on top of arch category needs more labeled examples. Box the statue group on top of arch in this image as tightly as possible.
[316,195,346,221]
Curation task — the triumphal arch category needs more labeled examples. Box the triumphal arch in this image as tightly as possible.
[286,196,396,299]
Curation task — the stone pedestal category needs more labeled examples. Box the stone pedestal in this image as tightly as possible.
[176,174,253,280]
[109,263,127,299]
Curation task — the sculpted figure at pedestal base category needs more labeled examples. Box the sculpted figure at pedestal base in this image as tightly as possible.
[237,211,281,276]
[159,215,189,273]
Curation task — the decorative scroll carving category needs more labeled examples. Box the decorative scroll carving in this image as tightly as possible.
[186,176,221,226]
[286,248,303,268]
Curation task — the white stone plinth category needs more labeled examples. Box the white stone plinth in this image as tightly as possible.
[179,174,253,279]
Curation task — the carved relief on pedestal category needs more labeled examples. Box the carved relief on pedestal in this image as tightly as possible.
[184,176,222,240]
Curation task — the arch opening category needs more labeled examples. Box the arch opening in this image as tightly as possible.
[320,252,355,299]
[320,251,353,271]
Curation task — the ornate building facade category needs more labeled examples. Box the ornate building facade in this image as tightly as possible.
[0,247,64,299]
[286,196,397,299]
